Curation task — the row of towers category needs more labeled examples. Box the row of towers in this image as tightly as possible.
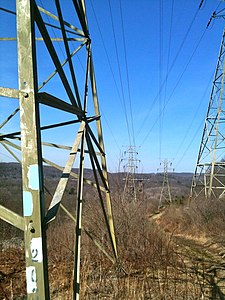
[121,146,173,205]
[122,10,225,203]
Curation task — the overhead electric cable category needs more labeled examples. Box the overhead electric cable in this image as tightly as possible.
[159,0,164,160]
[140,27,207,146]
[165,0,223,169]
[175,119,204,169]
[164,0,174,112]
[102,115,121,153]
[89,0,132,167]
[119,0,136,147]
[136,4,201,137]
[173,72,214,162]
[199,0,205,9]
[90,0,132,145]
[89,0,122,100]
[108,0,132,145]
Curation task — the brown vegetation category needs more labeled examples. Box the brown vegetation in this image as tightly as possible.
[1,163,225,299]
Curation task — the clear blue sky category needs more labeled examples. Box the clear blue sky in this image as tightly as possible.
[86,0,225,173]
[0,0,225,173]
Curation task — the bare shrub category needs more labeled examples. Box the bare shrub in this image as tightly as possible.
[1,193,214,299]
[161,197,225,238]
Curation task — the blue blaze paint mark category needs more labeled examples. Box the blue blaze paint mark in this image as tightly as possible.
[28,165,40,190]
[23,191,33,216]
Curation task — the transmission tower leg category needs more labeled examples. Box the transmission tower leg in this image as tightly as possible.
[73,129,85,300]
[17,0,49,298]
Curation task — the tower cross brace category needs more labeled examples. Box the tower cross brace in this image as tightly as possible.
[191,12,225,200]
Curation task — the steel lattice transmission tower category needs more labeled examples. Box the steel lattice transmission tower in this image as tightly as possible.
[121,145,140,201]
[158,160,173,208]
[0,1,117,299]
[191,13,225,200]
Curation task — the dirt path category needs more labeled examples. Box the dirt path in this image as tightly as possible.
[173,234,225,299]
[151,210,225,299]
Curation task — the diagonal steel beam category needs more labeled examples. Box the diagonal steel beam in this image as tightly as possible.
[43,157,106,192]
[37,5,84,37]
[1,142,21,163]
[55,0,83,109]
[85,131,109,191]
[38,41,86,91]
[89,53,118,258]
[33,1,79,108]
[0,107,20,129]
[72,0,89,38]
[45,121,85,224]
[0,205,24,231]
[86,137,117,261]
[38,92,84,116]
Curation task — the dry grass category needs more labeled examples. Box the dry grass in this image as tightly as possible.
[159,197,225,239]
[1,194,225,299]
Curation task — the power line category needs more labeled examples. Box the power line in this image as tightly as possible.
[173,0,224,168]
[173,72,214,164]
[175,118,204,170]
[90,0,137,172]
[141,3,221,164]
[108,0,132,145]
[164,0,174,115]
[119,0,135,147]
[90,0,136,172]
[102,114,121,153]
[136,3,202,138]
[89,0,122,100]
[140,27,207,147]
[159,0,164,160]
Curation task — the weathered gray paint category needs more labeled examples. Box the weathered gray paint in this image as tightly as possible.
[16,0,50,297]
[1,1,118,299]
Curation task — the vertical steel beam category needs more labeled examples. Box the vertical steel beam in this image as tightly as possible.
[73,40,89,300]
[73,127,86,300]
[16,0,49,298]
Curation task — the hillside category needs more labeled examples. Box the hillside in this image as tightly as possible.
[0,162,193,199]
[2,163,225,299]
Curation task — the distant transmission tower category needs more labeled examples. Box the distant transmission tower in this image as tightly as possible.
[158,159,173,208]
[121,145,140,201]
[191,11,225,199]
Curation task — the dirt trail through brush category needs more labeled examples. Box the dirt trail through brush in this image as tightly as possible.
[151,211,225,299]
[173,235,225,299]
